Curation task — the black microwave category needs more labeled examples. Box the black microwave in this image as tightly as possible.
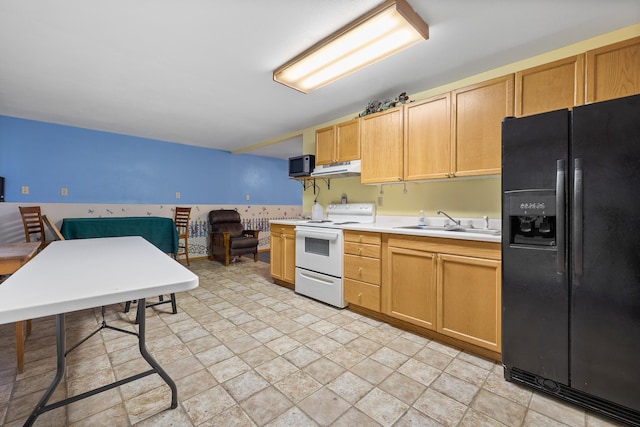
[289,155,315,177]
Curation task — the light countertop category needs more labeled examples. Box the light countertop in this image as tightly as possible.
[270,215,501,243]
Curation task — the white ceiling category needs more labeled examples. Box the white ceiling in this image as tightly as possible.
[0,1,638,159]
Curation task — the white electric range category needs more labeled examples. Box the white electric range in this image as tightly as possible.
[295,203,376,308]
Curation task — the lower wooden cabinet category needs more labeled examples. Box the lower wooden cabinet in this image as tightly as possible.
[270,225,296,285]
[383,245,437,330]
[382,234,501,352]
[343,231,381,311]
[437,253,501,352]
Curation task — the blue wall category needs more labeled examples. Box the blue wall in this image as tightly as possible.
[0,116,301,205]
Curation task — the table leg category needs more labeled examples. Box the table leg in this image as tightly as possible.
[23,304,178,425]
[136,298,178,409]
[24,313,66,427]
[16,321,25,373]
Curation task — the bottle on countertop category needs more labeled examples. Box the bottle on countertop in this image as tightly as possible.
[418,210,425,227]
[312,201,324,221]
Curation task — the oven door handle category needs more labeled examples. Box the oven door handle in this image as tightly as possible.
[297,270,336,285]
[296,230,341,241]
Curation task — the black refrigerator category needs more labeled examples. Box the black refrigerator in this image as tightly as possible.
[501,94,640,426]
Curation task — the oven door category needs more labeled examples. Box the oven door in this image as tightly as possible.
[295,226,343,277]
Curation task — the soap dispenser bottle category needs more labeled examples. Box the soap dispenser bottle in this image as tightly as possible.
[418,210,426,227]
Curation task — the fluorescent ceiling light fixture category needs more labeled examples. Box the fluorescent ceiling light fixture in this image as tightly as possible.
[273,0,429,93]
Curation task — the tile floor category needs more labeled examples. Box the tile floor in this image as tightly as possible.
[0,258,627,426]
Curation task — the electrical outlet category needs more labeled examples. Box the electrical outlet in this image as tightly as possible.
[245,194,250,201]
[60,187,68,196]
[175,192,181,199]
[21,185,29,195]
[377,196,383,206]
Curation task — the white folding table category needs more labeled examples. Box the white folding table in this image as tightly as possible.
[0,236,199,426]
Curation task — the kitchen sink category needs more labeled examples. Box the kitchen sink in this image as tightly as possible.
[457,228,501,236]
[393,225,501,236]
[394,225,449,231]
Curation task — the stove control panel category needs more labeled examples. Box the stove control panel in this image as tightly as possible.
[326,203,376,223]
[326,203,376,214]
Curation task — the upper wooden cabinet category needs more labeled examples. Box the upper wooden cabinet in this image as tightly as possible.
[315,118,360,165]
[315,125,335,165]
[452,74,514,177]
[360,106,404,184]
[515,55,585,117]
[362,75,512,183]
[404,93,452,180]
[586,36,640,103]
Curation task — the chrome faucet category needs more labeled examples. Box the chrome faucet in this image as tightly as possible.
[437,210,460,225]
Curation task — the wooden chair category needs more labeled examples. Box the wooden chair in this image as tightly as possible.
[43,215,65,241]
[13,210,62,373]
[19,206,48,251]
[174,207,191,266]
[124,208,190,322]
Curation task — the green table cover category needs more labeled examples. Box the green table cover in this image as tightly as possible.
[61,217,178,255]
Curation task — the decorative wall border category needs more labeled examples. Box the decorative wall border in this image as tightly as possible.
[0,203,302,259]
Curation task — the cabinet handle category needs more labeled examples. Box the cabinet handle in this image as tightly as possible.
[358,248,362,254]
[358,292,362,303]
[445,173,450,178]
[358,267,363,273]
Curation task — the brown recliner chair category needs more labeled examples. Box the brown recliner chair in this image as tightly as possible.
[208,210,259,266]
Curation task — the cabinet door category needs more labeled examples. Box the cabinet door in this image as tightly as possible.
[282,232,296,283]
[437,254,501,352]
[270,226,296,284]
[315,125,335,165]
[515,55,585,117]
[270,231,283,280]
[360,107,404,184]
[586,36,640,103]
[336,118,360,162]
[404,93,451,180]
[452,75,514,177]
[383,245,437,330]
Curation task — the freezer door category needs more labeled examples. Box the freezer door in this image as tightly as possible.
[502,110,569,191]
[501,110,570,384]
[571,94,640,412]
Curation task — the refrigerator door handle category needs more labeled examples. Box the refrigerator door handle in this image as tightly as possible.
[573,158,583,281]
[556,160,565,275]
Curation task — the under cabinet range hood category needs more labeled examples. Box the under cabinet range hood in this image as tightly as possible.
[311,159,361,178]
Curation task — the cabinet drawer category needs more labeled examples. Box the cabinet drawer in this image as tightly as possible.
[344,278,380,311]
[344,254,380,285]
[271,225,295,236]
[344,241,381,258]
[344,231,381,245]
